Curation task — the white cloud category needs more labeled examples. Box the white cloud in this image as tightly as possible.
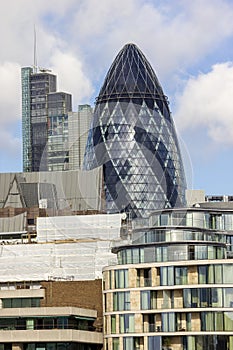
[0,62,21,124]
[50,51,94,108]
[67,0,233,79]
[174,62,233,146]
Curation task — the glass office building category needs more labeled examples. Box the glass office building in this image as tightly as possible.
[84,43,186,218]
[21,68,72,172]
[47,92,72,171]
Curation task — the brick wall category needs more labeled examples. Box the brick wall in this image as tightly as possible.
[40,279,103,329]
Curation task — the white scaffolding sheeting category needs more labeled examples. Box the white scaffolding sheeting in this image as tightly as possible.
[0,241,117,282]
[0,214,122,282]
[0,213,26,232]
[37,214,122,242]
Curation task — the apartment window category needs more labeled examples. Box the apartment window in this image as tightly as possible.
[201,312,214,331]
[224,312,233,331]
[144,246,156,263]
[198,265,208,284]
[162,290,174,309]
[161,266,174,286]
[160,214,169,226]
[111,315,116,334]
[183,288,223,308]
[141,290,157,310]
[162,312,175,332]
[123,337,140,349]
[148,336,161,350]
[120,314,134,333]
[113,292,130,311]
[223,265,233,283]
[112,338,119,350]
[115,269,128,288]
[223,288,233,307]
[2,298,40,308]
[175,266,188,285]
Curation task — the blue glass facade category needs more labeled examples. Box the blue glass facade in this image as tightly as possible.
[84,43,186,218]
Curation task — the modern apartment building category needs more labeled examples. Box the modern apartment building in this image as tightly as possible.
[84,43,186,219]
[103,205,233,350]
[21,67,72,172]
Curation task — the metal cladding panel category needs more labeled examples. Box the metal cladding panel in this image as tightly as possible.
[84,43,186,218]
[0,169,102,212]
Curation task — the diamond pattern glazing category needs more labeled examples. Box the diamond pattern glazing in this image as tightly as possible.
[84,43,186,218]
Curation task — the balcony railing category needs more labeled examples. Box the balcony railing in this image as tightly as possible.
[0,323,98,332]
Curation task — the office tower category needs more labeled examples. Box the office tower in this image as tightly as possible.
[84,43,186,219]
[103,206,233,350]
[68,104,93,170]
[21,67,72,172]
[47,92,72,171]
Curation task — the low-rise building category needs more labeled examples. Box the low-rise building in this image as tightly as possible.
[0,280,103,349]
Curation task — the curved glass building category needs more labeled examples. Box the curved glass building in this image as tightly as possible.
[103,207,233,350]
[84,43,186,218]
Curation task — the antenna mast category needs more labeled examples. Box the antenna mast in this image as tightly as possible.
[33,25,38,73]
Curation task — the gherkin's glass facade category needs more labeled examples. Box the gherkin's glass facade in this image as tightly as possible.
[84,43,186,218]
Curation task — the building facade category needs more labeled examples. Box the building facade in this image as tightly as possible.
[84,43,186,219]
[0,280,103,350]
[47,92,72,171]
[69,105,93,170]
[103,207,233,350]
[21,68,72,172]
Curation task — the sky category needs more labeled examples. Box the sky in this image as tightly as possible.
[1,0,233,195]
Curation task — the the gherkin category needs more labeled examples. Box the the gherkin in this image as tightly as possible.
[84,43,186,218]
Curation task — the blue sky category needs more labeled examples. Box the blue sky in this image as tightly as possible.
[1,0,233,195]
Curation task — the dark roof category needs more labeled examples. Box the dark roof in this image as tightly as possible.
[96,43,170,119]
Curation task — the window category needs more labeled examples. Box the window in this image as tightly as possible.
[123,337,141,349]
[111,315,116,334]
[162,313,175,332]
[144,247,155,263]
[115,269,128,288]
[113,292,130,311]
[141,290,157,310]
[195,245,207,260]
[148,336,161,350]
[141,290,150,310]
[224,312,233,331]
[223,288,233,307]
[223,265,233,283]
[113,338,119,350]
[198,265,208,284]
[160,214,169,226]
[162,290,173,309]
[120,314,134,333]
[161,266,174,286]
[175,267,188,285]
[214,264,223,283]
[2,298,40,308]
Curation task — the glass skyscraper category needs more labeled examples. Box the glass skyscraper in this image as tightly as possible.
[21,68,72,172]
[84,43,186,218]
